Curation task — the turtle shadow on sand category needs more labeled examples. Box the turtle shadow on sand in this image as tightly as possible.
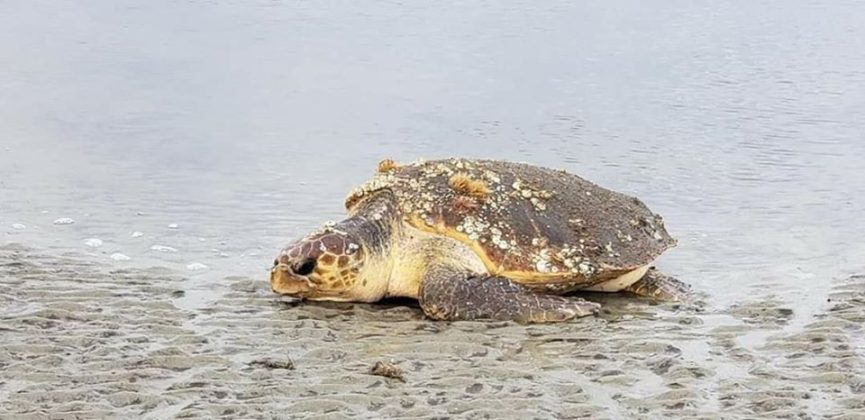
[273,288,705,325]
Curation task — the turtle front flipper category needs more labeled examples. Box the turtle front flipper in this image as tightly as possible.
[418,265,600,323]
[625,268,691,301]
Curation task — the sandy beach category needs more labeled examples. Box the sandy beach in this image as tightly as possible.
[2,243,863,418]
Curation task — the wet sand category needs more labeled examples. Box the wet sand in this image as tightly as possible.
[2,243,862,419]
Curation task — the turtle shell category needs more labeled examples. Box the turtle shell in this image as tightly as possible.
[346,159,676,287]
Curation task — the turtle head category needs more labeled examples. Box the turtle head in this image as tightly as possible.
[271,228,369,301]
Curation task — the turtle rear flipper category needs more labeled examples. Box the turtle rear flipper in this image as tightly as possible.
[419,265,600,323]
[625,268,690,301]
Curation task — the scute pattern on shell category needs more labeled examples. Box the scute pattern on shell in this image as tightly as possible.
[346,158,676,285]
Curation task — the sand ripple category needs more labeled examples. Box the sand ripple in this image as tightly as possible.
[1,244,863,418]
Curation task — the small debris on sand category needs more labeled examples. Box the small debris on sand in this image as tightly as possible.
[249,358,295,370]
[370,361,405,382]
[53,218,75,225]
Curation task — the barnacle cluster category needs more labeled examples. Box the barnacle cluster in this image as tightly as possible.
[551,244,598,277]
[344,158,671,281]
[631,215,669,242]
[346,173,397,210]
[510,178,554,211]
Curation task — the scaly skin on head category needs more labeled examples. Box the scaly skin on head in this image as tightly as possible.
[272,188,489,303]
[271,192,399,302]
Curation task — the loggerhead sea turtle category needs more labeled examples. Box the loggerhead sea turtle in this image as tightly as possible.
[271,158,688,323]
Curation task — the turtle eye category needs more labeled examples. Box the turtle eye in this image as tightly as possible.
[294,258,317,276]
[273,259,279,267]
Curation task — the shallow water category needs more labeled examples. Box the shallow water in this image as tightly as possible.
[2,0,865,418]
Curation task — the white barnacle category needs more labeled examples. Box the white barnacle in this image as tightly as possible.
[616,230,633,242]
[578,262,593,275]
[521,189,533,198]
[319,242,328,252]
[531,254,554,273]
[347,243,360,254]
[322,220,337,233]
[435,163,454,176]
[484,170,501,184]
[538,248,551,259]
[605,242,614,253]
[467,216,490,233]
[535,260,551,272]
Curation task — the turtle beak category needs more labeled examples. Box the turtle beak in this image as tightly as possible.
[270,263,315,297]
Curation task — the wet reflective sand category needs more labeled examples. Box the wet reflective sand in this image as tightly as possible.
[2,244,863,418]
[2,0,865,418]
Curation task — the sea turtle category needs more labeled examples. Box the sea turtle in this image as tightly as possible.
[271,158,688,323]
